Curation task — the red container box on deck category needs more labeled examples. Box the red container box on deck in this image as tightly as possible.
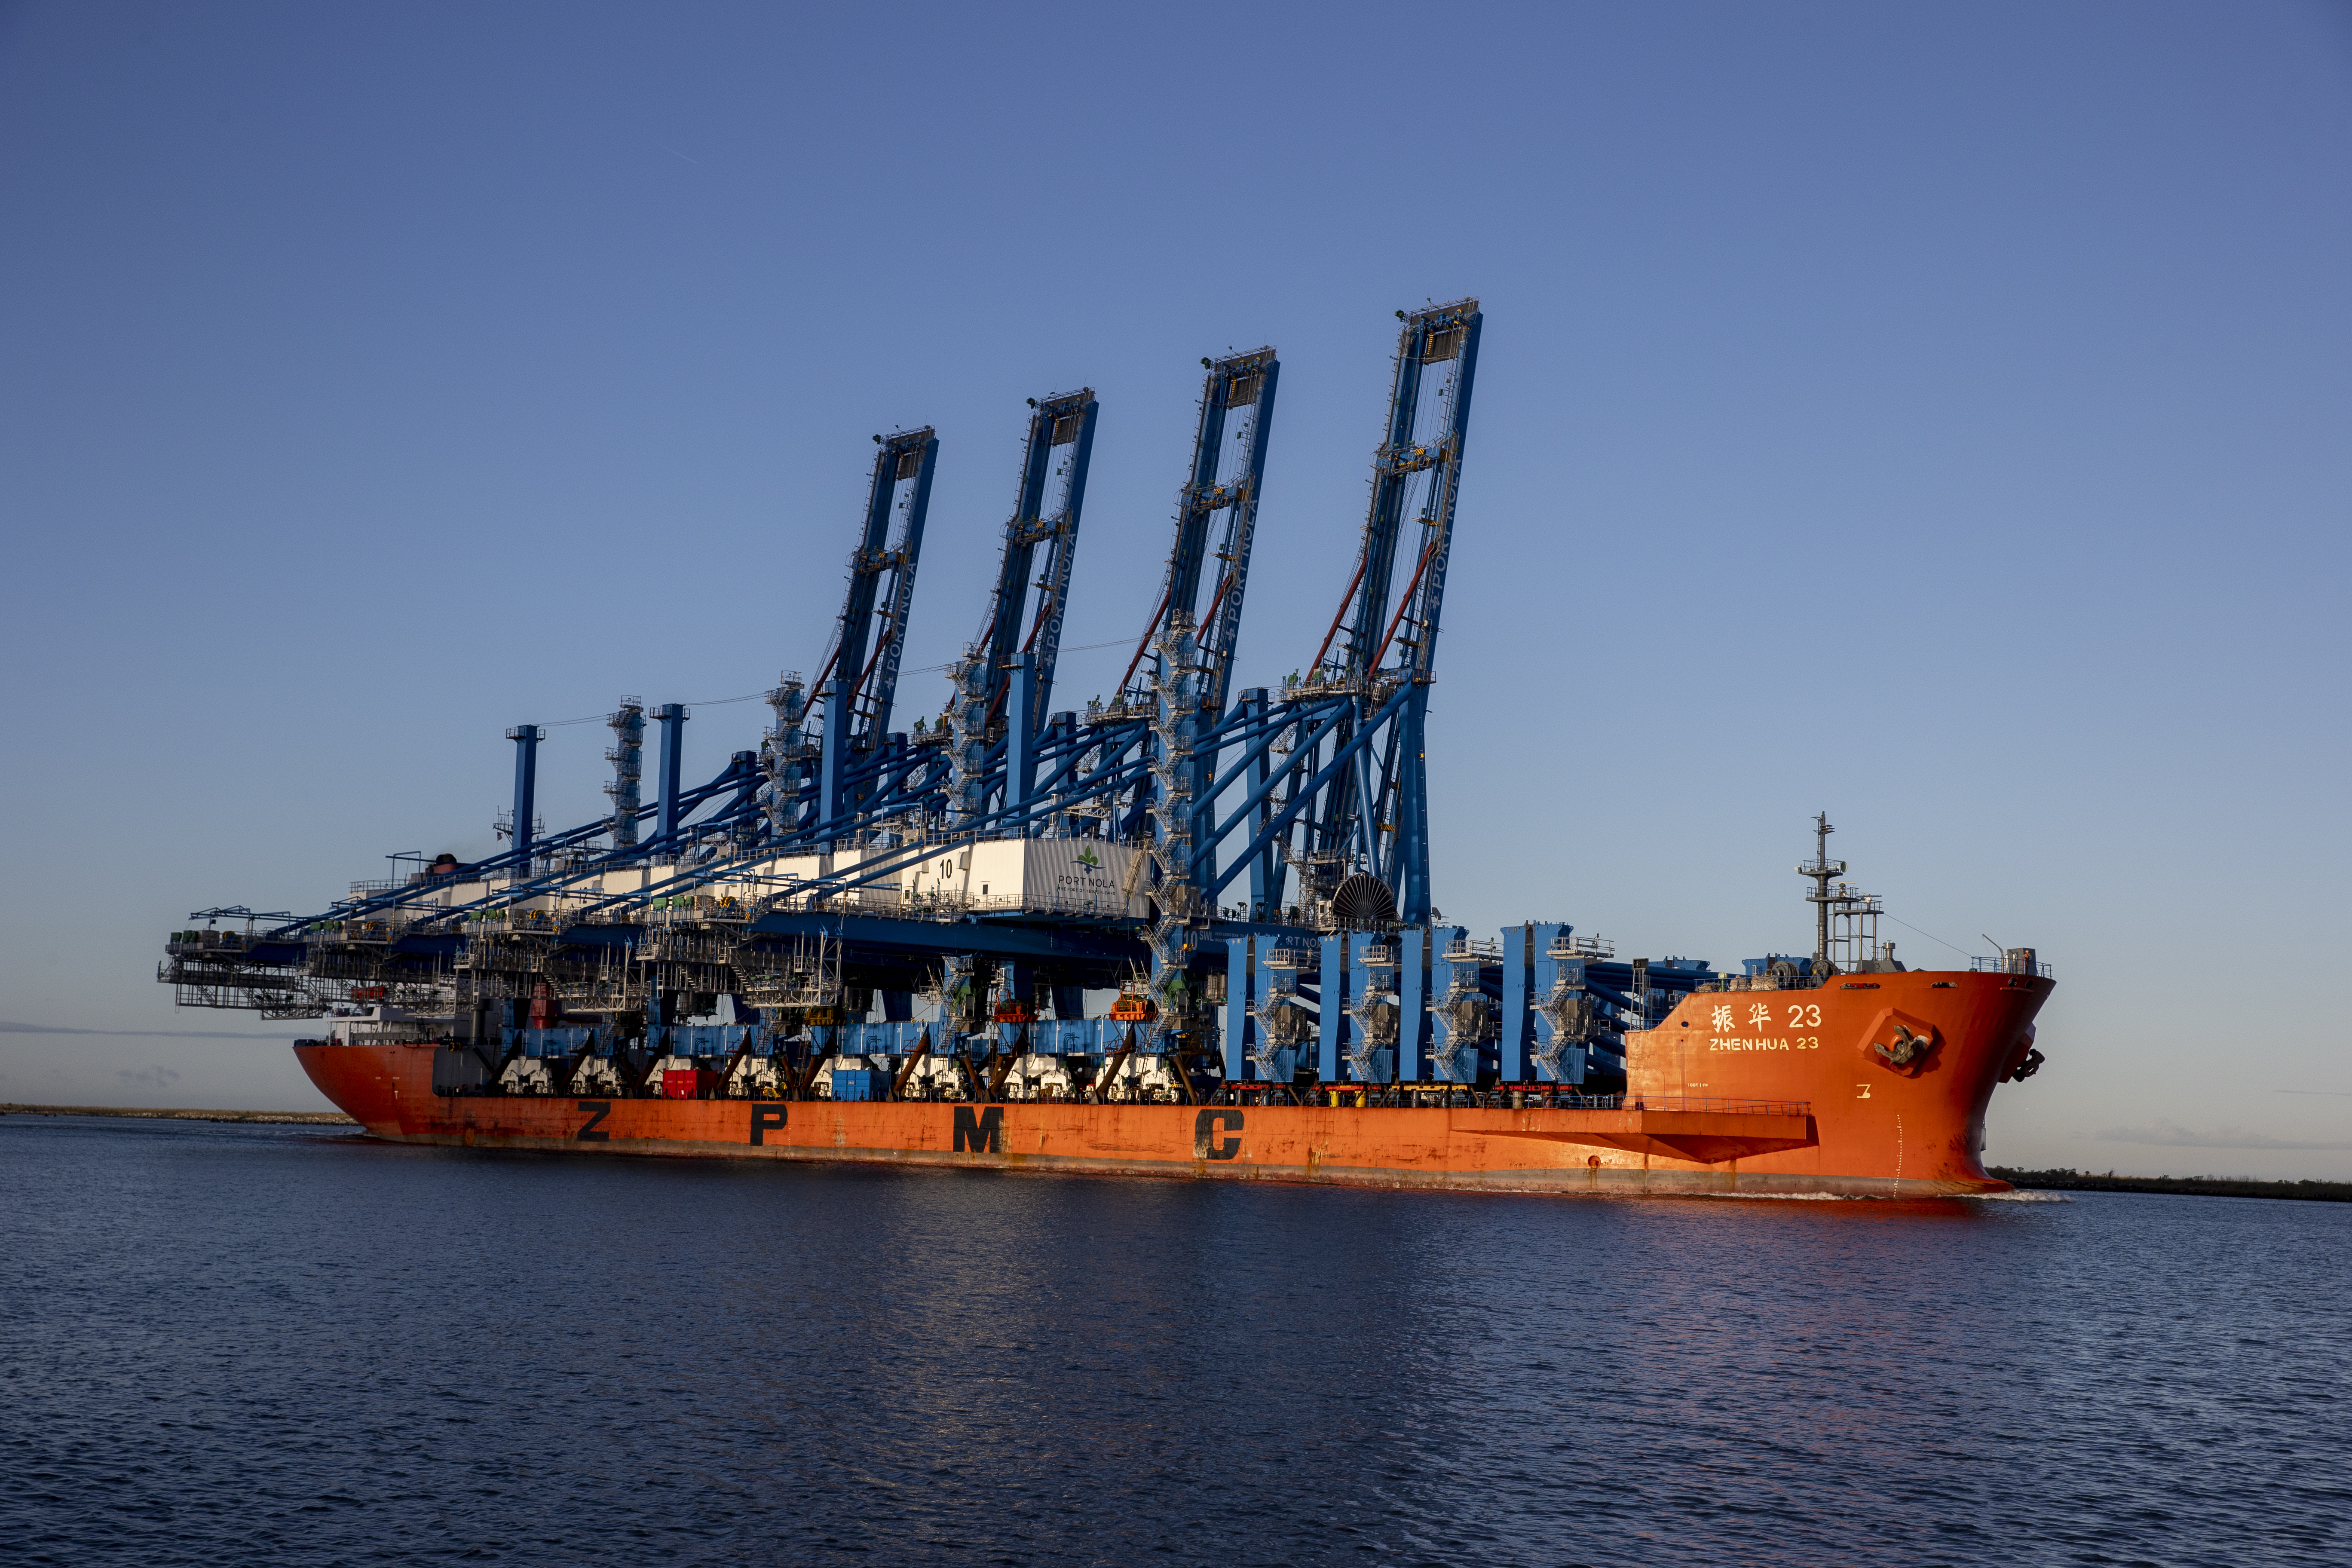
[661,1069,715,1100]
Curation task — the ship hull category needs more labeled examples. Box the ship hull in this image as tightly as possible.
[295,970,2049,1198]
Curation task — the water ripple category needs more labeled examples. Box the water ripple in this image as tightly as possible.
[1,1116,2344,1566]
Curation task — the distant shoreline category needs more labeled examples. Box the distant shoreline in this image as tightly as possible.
[0,1103,355,1126]
[1991,1166,2352,1203]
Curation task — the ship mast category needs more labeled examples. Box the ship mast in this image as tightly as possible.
[1800,812,1846,976]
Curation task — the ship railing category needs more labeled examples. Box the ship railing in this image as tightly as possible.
[855,888,1142,921]
[459,907,564,937]
[641,894,756,924]
[301,913,411,945]
[957,888,1141,918]
[1612,1094,1811,1116]
[1698,973,1831,992]
[1492,1090,1812,1115]
[760,886,905,916]
[1972,954,2055,978]
[1224,1086,1815,1115]
[166,931,252,956]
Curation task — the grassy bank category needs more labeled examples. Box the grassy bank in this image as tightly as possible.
[1991,1166,2352,1203]
[0,1103,355,1126]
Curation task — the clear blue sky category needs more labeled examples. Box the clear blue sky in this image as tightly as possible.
[3,2,2347,1175]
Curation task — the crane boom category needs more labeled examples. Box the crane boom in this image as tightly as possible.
[1128,349,1278,720]
[974,389,1097,740]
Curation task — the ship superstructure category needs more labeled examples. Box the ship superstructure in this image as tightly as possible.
[161,306,2053,1194]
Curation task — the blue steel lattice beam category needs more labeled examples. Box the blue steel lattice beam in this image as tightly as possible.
[442,313,1467,943]
[808,428,937,833]
[1091,347,1282,1014]
[1298,300,1481,925]
[942,390,1098,829]
[1124,349,1278,721]
[976,390,1098,744]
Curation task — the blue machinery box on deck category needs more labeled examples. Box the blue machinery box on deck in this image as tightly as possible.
[508,1027,597,1059]
[831,1068,878,1102]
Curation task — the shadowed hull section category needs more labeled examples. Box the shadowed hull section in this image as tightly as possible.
[295,971,2046,1197]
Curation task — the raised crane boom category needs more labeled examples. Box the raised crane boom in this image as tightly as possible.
[836,429,939,747]
[975,389,1097,738]
[1275,300,1482,925]
[943,390,1098,825]
[811,428,938,828]
[1124,349,1279,720]
[1322,301,1480,682]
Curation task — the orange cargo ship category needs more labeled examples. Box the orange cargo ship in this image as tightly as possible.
[296,963,2049,1197]
[171,315,2055,1198]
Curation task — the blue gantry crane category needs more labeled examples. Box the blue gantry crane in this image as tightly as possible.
[795,426,939,836]
[1292,300,1480,927]
[1121,348,1277,720]
[162,300,1737,1106]
[943,389,1098,828]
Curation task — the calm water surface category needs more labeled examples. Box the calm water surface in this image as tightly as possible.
[2,1115,2344,1566]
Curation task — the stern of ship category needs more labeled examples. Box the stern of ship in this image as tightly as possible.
[293,1039,438,1137]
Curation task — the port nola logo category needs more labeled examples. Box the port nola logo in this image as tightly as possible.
[1058,843,1118,894]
